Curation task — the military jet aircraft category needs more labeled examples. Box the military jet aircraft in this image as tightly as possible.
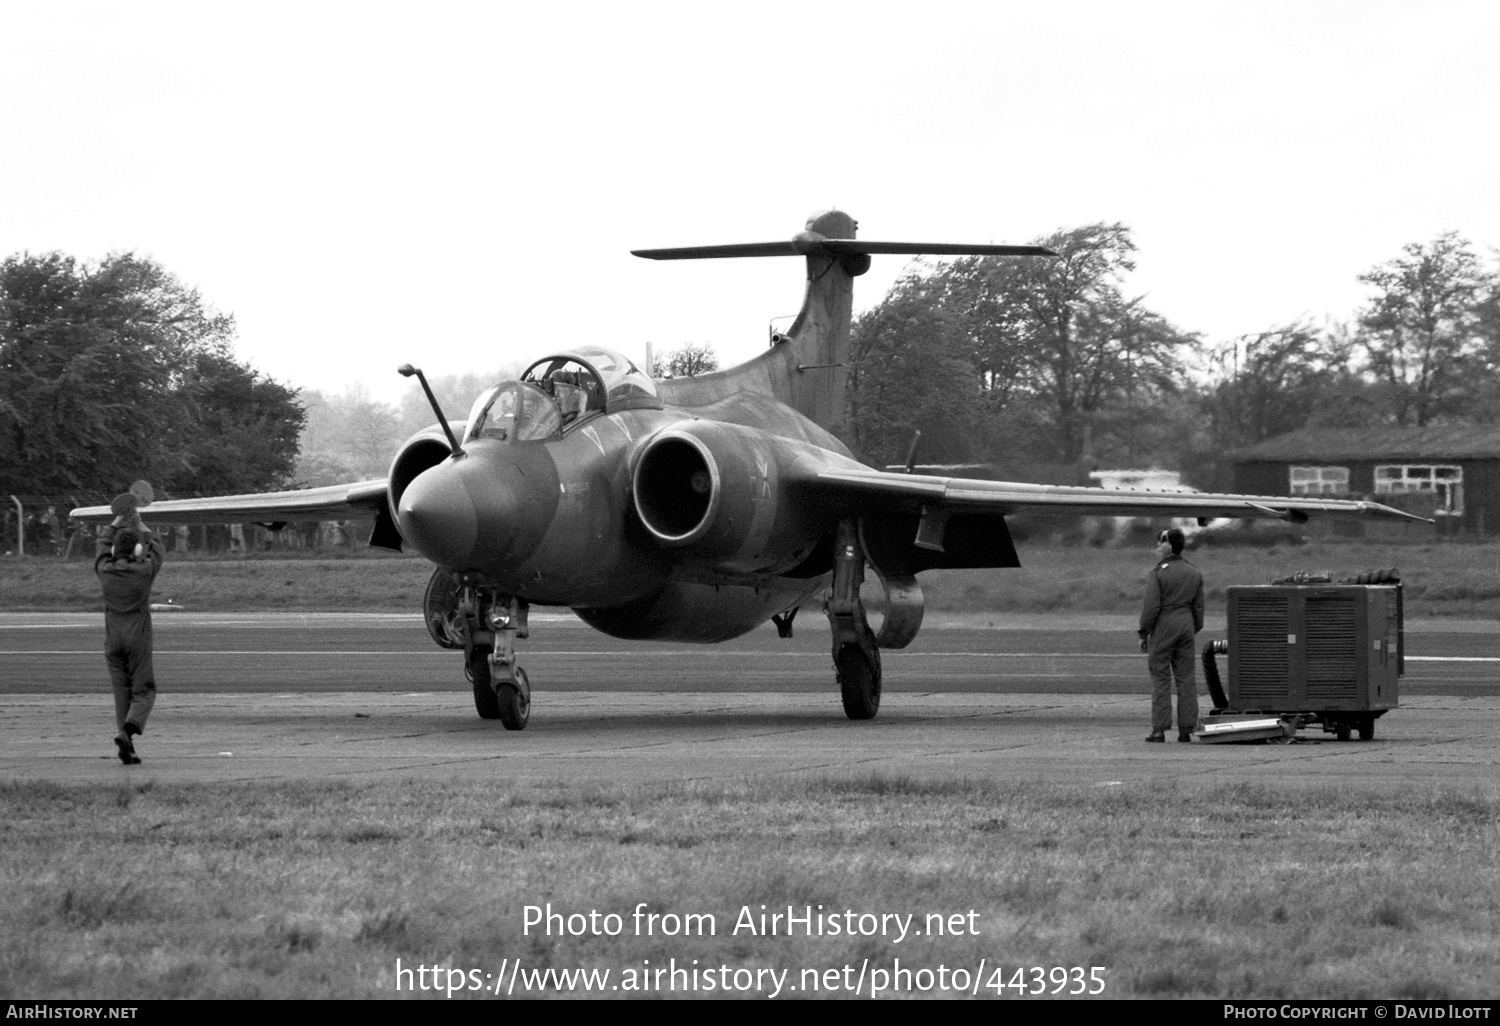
[71,211,1429,730]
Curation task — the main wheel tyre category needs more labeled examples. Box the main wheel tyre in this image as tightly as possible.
[498,667,530,731]
[837,644,881,721]
[467,646,502,720]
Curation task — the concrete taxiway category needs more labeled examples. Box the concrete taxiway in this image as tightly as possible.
[2,612,1496,790]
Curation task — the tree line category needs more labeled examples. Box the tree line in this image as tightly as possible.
[847,226,1500,488]
[0,240,742,515]
[1,252,303,506]
[5,231,1496,526]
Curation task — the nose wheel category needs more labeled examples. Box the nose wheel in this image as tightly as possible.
[497,669,530,730]
[466,644,503,720]
[456,588,532,730]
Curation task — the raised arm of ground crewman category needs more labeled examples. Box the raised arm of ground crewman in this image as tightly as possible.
[94,522,116,564]
[94,514,164,570]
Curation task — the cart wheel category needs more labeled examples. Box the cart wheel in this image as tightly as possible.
[1334,720,1351,742]
[1357,716,1375,741]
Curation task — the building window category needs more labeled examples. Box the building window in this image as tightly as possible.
[1289,466,1350,495]
[1374,464,1464,515]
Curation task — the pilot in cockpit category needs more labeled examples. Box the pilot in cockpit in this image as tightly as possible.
[547,370,588,424]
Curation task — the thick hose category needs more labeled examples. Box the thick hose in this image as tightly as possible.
[1201,639,1229,711]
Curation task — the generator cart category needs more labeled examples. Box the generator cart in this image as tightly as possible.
[1199,571,1402,742]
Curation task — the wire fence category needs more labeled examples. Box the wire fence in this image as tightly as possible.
[2,492,378,559]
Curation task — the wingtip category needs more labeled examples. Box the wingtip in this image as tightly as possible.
[1360,500,1437,525]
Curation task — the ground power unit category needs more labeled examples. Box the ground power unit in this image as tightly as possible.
[1221,579,1402,740]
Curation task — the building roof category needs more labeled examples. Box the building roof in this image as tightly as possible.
[1230,424,1500,462]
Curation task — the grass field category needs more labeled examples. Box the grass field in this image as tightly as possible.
[2,777,1497,1000]
[5,539,1496,1000]
[3,538,1498,617]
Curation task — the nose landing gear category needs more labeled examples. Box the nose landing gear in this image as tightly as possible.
[466,647,530,731]
[427,569,532,730]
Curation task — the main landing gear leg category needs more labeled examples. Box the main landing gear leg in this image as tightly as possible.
[460,588,531,730]
[825,519,881,720]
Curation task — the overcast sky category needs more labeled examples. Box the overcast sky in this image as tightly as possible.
[4,1,1497,405]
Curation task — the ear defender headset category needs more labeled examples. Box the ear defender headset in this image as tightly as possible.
[113,531,144,561]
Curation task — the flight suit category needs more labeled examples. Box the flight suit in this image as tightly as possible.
[1138,552,1205,736]
[95,525,167,735]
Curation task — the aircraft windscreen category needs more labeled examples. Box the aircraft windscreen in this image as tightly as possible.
[464,382,564,443]
[466,350,661,446]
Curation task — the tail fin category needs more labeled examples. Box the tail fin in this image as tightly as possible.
[633,210,1051,444]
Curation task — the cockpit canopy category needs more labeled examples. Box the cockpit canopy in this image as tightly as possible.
[462,346,660,444]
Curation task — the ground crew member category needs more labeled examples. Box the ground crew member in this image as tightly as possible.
[43,506,61,555]
[95,495,166,765]
[1139,527,1204,743]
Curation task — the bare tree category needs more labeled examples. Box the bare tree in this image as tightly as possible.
[1201,322,1354,447]
[651,342,718,378]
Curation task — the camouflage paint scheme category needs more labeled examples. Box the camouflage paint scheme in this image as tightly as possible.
[72,211,1429,724]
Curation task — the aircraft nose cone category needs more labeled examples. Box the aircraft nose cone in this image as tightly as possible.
[397,464,480,568]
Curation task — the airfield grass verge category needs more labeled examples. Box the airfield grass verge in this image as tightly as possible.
[3,539,1499,617]
[918,540,1500,620]
[3,777,1497,999]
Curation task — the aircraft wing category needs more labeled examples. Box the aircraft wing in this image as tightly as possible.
[810,468,1433,525]
[69,480,390,527]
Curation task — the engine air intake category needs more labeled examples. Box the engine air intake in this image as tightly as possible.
[633,433,718,544]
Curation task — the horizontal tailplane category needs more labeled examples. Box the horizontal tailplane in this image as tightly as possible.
[635,211,1053,442]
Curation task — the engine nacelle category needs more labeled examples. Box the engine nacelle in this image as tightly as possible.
[386,421,464,513]
[631,421,832,575]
